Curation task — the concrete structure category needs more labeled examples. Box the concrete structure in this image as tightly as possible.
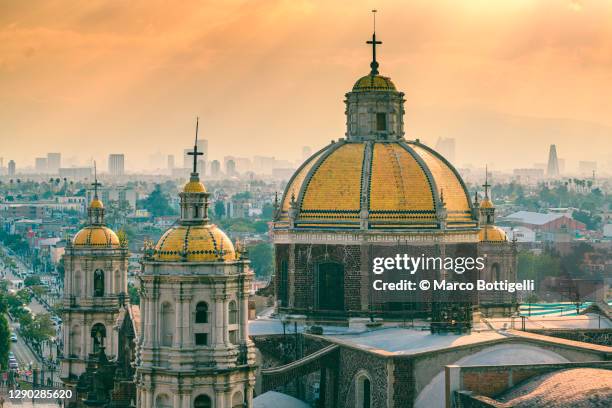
[35,157,48,173]
[7,159,15,176]
[546,144,559,177]
[108,153,125,176]
[47,152,61,174]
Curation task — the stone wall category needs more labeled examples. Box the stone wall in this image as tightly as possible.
[526,328,612,346]
[337,346,389,408]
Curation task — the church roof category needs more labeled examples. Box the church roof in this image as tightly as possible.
[73,226,120,247]
[277,140,476,229]
[153,224,237,262]
[352,74,396,92]
[478,225,507,242]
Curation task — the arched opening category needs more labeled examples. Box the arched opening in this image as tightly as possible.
[195,302,208,323]
[161,302,174,346]
[90,323,106,354]
[155,394,172,408]
[492,263,501,281]
[232,390,244,408]
[193,394,212,408]
[228,300,238,324]
[70,325,81,357]
[355,372,372,408]
[93,269,104,297]
[317,262,344,311]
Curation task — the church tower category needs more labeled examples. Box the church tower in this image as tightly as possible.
[60,169,129,387]
[136,120,256,408]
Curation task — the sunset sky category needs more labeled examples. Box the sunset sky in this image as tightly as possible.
[1,0,611,172]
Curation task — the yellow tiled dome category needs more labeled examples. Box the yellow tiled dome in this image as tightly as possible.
[90,198,104,209]
[480,198,494,209]
[183,180,206,193]
[73,226,120,247]
[153,224,236,262]
[478,226,507,242]
[353,75,396,92]
[279,141,476,229]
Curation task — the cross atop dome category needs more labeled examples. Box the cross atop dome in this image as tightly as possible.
[482,165,491,199]
[187,117,203,176]
[366,9,382,75]
[92,161,101,199]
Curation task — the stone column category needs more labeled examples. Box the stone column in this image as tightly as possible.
[239,290,249,341]
[288,244,295,308]
[174,288,182,348]
[213,293,226,346]
[183,294,193,347]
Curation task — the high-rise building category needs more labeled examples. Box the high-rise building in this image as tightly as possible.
[211,159,221,177]
[435,137,456,163]
[47,153,61,174]
[547,144,559,177]
[167,154,175,170]
[8,160,16,177]
[226,159,237,176]
[108,154,125,176]
[35,157,48,173]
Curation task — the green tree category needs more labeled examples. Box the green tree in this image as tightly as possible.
[0,314,10,369]
[20,313,55,344]
[24,275,42,287]
[128,282,140,305]
[214,201,226,218]
[248,243,273,277]
[138,184,176,217]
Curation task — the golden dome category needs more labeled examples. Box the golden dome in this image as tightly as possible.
[73,226,120,247]
[480,197,494,209]
[478,225,507,242]
[353,75,396,92]
[183,180,206,193]
[153,224,236,262]
[90,198,104,209]
[278,141,476,229]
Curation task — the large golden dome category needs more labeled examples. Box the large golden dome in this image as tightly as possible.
[353,74,396,92]
[73,226,120,247]
[153,224,237,262]
[478,225,507,242]
[277,140,476,229]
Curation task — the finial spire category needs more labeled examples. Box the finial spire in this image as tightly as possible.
[482,165,491,199]
[187,117,204,176]
[92,161,101,199]
[366,9,382,76]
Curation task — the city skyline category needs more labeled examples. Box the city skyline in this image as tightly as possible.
[1,1,612,170]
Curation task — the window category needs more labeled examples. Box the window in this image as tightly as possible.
[362,378,371,408]
[93,269,104,297]
[355,372,372,408]
[232,391,244,408]
[195,302,208,323]
[229,301,238,324]
[194,395,212,408]
[229,330,238,344]
[90,323,106,354]
[195,333,208,346]
[155,394,171,408]
[376,113,387,131]
[161,302,174,346]
[70,326,81,357]
[279,260,288,306]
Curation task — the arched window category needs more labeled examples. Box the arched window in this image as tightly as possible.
[90,323,106,354]
[93,269,104,297]
[194,394,212,408]
[317,262,344,311]
[155,394,171,408]
[492,263,501,281]
[232,391,244,408]
[228,300,238,325]
[195,302,208,324]
[355,371,372,408]
[161,302,174,347]
[70,325,81,357]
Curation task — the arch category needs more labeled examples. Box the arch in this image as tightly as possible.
[155,393,172,408]
[93,269,104,297]
[90,323,106,353]
[231,390,244,408]
[229,300,238,325]
[355,370,372,408]
[70,325,81,357]
[414,343,569,408]
[195,302,209,324]
[160,302,174,346]
[316,262,344,311]
[491,263,501,281]
[193,394,212,408]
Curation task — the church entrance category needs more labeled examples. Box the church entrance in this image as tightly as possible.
[317,262,344,311]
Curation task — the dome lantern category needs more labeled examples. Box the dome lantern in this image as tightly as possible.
[345,13,405,142]
[88,163,105,225]
[179,117,210,225]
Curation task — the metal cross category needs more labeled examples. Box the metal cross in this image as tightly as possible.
[187,117,203,174]
[366,10,382,75]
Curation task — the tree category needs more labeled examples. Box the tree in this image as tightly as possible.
[24,275,42,287]
[0,314,10,369]
[214,201,226,218]
[20,313,55,345]
[138,184,176,217]
[128,282,140,305]
[248,243,273,277]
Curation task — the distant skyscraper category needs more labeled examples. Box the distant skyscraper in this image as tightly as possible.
[47,153,61,174]
[108,154,125,176]
[8,160,15,177]
[35,157,48,173]
[183,139,208,169]
[547,144,559,177]
[211,160,221,177]
[435,137,456,163]
[226,159,236,176]
[167,154,175,170]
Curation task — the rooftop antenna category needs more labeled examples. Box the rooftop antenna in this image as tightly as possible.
[366,9,382,75]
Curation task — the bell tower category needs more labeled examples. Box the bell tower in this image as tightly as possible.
[60,166,129,387]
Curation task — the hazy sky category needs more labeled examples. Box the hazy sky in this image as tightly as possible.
[1,0,611,172]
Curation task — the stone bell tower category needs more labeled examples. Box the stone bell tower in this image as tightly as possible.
[136,119,256,408]
[60,169,129,387]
